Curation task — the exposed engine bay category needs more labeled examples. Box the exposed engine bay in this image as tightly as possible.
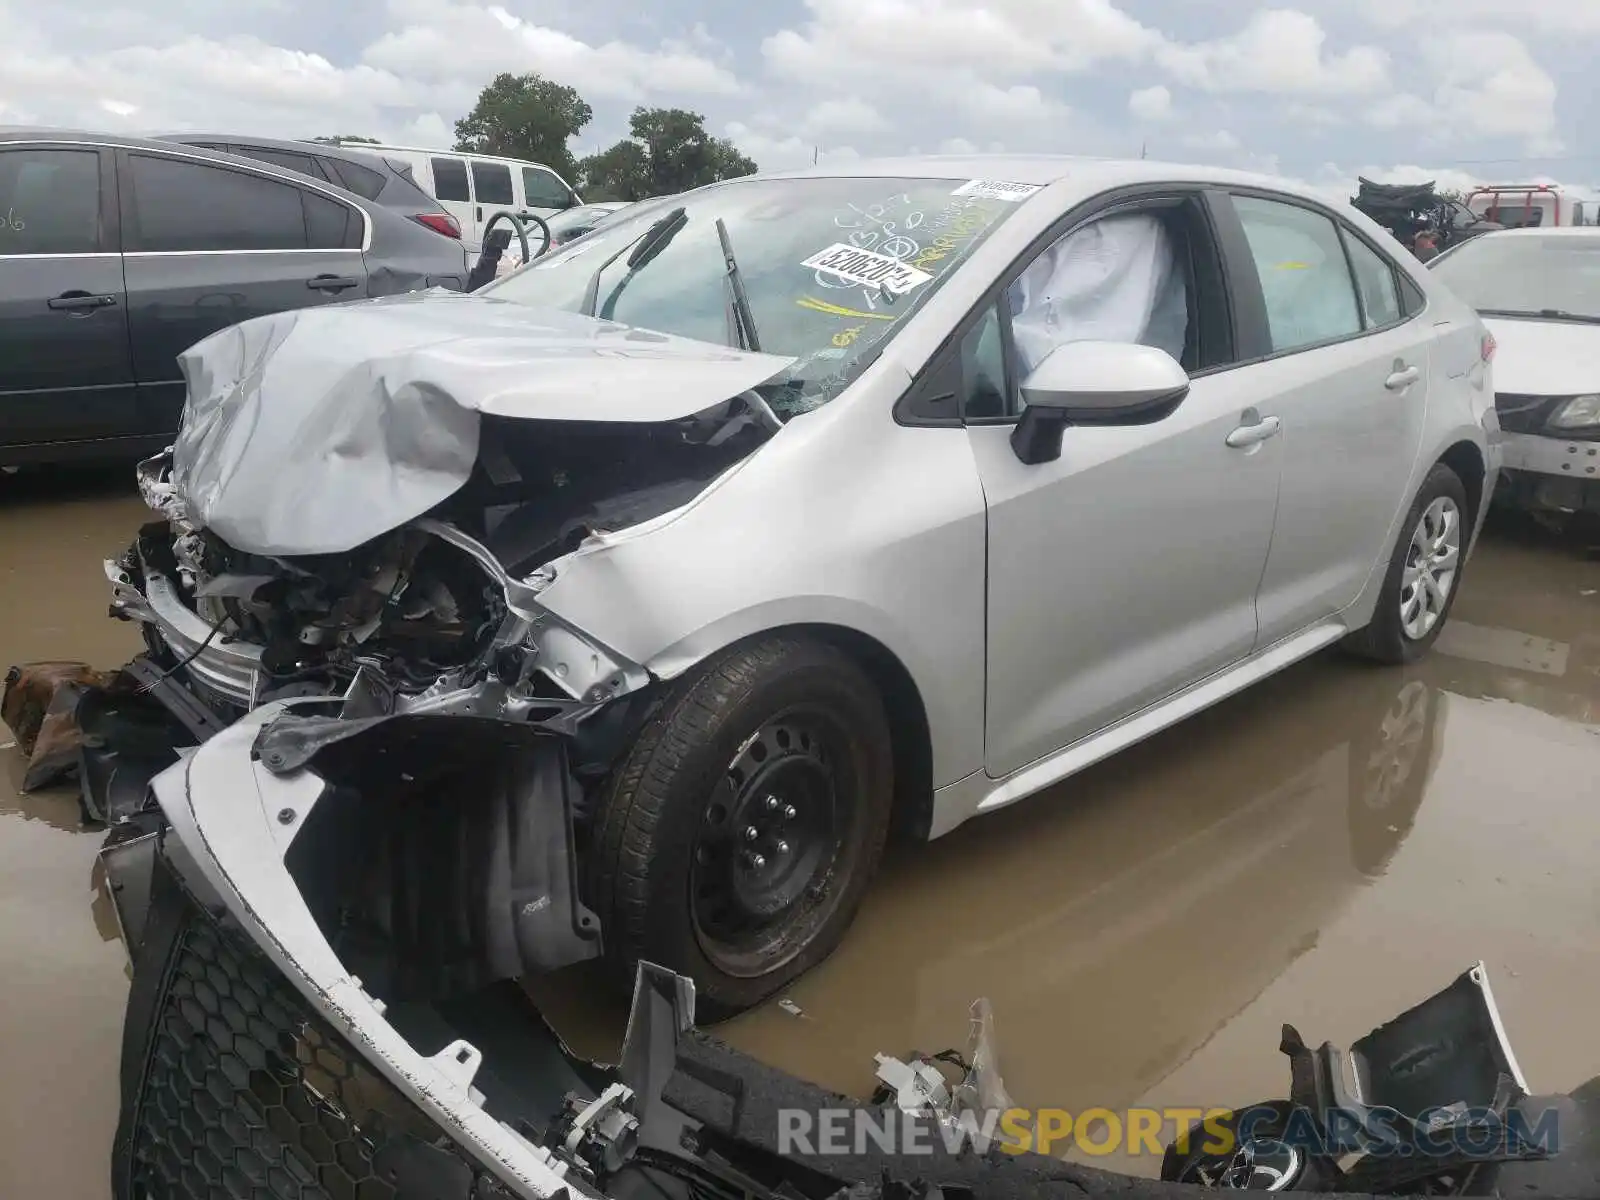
[120,405,771,719]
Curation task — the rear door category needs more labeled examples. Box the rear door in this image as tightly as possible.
[469,160,517,241]
[427,154,478,250]
[1214,192,1432,644]
[117,148,370,437]
[0,143,137,456]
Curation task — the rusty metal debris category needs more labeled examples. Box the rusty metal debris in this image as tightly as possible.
[2,661,117,793]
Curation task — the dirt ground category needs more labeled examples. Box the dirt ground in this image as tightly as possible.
[3,465,1597,1197]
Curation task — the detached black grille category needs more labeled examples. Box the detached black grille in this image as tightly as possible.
[1494,393,1563,436]
[122,873,488,1200]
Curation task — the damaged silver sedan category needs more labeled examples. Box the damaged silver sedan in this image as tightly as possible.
[12,156,1502,1019]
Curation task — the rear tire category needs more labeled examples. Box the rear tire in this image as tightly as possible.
[1343,463,1470,665]
[587,634,894,1019]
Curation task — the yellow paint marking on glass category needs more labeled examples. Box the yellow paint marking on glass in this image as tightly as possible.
[1273,261,1312,269]
[797,296,897,321]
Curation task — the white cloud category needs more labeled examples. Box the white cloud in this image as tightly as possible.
[0,0,741,145]
[800,97,890,138]
[1354,0,1600,36]
[967,82,1070,126]
[361,1,740,101]
[1182,129,1241,153]
[1156,10,1388,97]
[1363,93,1438,131]
[1427,31,1561,153]
[722,121,859,171]
[0,0,1578,197]
[1350,31,1561,154]
[1128,85,1172,122]
[762,0,1160,87]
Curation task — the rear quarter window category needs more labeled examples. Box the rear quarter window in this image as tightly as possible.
[324,157,387,200]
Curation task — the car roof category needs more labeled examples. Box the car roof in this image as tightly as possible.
[155,132,404,171]
[340,141,566,172]
[1,125,382,204]
[736,154,1348,208]
[1472,225,1600,239]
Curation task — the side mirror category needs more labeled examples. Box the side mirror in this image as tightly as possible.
[1010,340,1191,465]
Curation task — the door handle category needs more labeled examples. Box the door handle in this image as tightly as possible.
[1226,414,1282,448]
[1385,364,1421,391]
[306,274,359,292]
[48,291,117,311]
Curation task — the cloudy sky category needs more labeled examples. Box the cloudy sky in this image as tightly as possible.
[3,0,1596,197]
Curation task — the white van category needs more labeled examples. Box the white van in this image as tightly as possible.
[333,141,582,253]
[1462,183,1600,229]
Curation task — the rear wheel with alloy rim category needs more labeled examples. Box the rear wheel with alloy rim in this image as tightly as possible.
[588,635,894,1018]
[1343,462,1470,665]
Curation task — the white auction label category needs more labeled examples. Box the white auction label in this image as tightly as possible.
[951,179,1042,202]
[800,243,934,294]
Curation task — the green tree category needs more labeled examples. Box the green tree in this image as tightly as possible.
[578,106,757,201]
[578,141,651,202]
[309,135,380,145]
[454,72,592,181]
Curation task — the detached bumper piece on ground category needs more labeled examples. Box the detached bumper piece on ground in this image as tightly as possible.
[102,720,1598,1200]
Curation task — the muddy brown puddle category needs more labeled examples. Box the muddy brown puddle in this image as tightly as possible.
[4,466,1598,1194]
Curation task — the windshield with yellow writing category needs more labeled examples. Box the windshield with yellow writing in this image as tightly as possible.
[480,176,1026,416]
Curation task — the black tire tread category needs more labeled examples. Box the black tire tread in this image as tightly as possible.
[587,634,891,1012]
[1343,462,1469,665]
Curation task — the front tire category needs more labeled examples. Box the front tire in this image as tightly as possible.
[587,635,894,1019]
[1343,463,1469,665]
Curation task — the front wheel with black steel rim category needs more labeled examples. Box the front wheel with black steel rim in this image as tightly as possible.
[1343,463,1470,665]
[587,635,894,1019]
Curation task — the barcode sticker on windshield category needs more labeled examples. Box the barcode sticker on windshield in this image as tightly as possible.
[951,179,1041,202]
[801,243,933,295]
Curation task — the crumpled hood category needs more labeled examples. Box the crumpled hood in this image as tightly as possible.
[171,290,796,556]
[1482,315,1600,397]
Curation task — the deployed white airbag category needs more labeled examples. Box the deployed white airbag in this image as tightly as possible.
[1007,213,1188,375]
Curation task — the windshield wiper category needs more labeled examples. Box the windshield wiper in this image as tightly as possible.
[581,206,687,318]
[1480,307,1600,325]
[715,217,763,353]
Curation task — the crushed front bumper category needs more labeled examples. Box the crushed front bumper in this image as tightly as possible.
[106,537,263,714]
[1498,432,1600,515]
[114,705,599,1199]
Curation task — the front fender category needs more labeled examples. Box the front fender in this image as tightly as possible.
[530,392,990,792]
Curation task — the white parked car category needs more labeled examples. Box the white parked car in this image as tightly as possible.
[71,154,1509,1200]
[331,139,583,254]
[88,154,1503,1025]
[1428,227,1600,516]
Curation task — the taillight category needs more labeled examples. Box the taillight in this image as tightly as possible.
[1481,330,1497,363]
[413,213,461,239]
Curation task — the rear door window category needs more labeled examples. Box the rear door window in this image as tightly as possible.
[303,191,362,250]
[126,154,308,251]
[522,166,571,208]
[0,147,103,254]
[471,162,514,206]
[1231,194,1362,352]
[125,153,357,253]
[1339,229,1404,329]
[431,157,470,202]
